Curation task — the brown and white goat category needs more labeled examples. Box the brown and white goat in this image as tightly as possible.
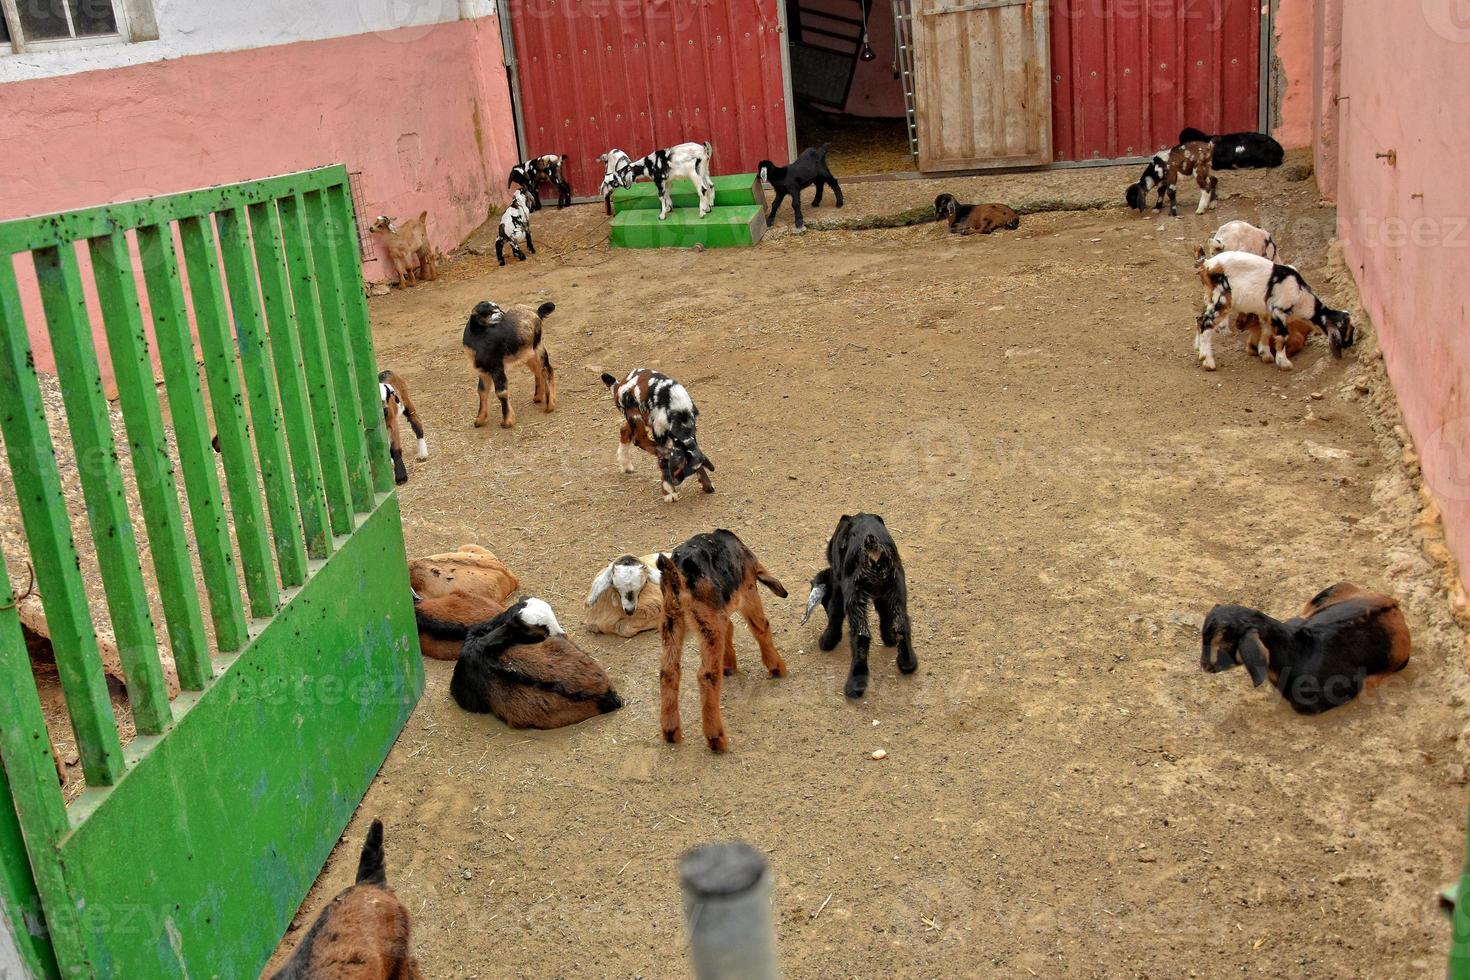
[408,544,518,602]
[268,819,423,980]
[657,530,787,753]
[368,212,437,288]
[462,300,557,428]
[1126,142,1218,216]
[1193,249,1354,371]
[933,194,1020,235]
[585,553,665,637]
[377,370,428,485]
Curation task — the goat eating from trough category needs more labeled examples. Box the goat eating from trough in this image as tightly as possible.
[586,553,666,637]
[757,143,843,230]
[933,193,1020,236]
[377,370,428,485]
[805,513,916,698]
[462,300,557,427]
[601,368,714,503]
[1201,583,1410,714]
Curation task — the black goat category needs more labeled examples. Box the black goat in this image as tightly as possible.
[461,300,556,428]
[1201,583,1411,714]
[757,144,843,230]
[805,513,916,698]
[1179,127,1285,170]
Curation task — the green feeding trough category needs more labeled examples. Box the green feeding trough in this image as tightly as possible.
[609,174,767,249]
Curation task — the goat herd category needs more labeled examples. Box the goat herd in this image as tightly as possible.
[274,129,1414,978]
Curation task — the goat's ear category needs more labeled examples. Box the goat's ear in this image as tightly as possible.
[655,553,678,588]
[1193,245,1206,266]
[1238,630,1272,687]
[645,561,663,587]
[587,564,615,606]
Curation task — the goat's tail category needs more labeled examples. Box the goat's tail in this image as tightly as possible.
[536,301,556,320]
[600,372,618,388]
[703,140,713,161]
[356,819,388,886]
[754,564,788,599]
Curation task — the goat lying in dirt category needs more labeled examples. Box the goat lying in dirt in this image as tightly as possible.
[657,530,787,753]
[805,513,917,698]
[450,599,623,729]
[413,590,508,661]
[1180,127,1285,170]
[268,819,423,980]
[378,370,428,485]
[933,194,1020,235]
[1201,583,1410,714]
[585,553,665,637]
[368,213,436,288]
[409,544,518,602]
[601,368,714,502]
[462,300,557,427]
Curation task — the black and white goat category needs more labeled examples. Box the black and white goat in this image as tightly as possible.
[1126,142,1217,216]
[508,154,573,210]
[1194,249,1354,371]
[496,189,535,266]
[756,143,843,230]
[599,142,715,220]
[805,513,916,699]
[1180,127,1285,170]
[598,148,635,215]
[600,368,714,503]
[378,370,428,485]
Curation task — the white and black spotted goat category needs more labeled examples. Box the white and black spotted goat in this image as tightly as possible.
[496,189,536,266]
[598,142,714,220]
[508,154,573,210]
[600,368,714,503]
[1193,250,1355,371]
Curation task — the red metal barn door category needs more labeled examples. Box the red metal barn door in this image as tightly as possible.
[506,0,791,199]
[1049,0,1261,162]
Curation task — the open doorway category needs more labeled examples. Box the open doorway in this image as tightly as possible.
[785,0,914,175]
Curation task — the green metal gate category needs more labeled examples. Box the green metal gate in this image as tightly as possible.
[0,165,423,978]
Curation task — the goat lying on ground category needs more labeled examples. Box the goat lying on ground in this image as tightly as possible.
[1193,249,1354,371]
[378,370,428,485]
[368,213,437,288]
[496,190,536,266]
[601,368,714,502]
[600,142,715,220]
[657,530,787,753]
[1180,127,1285,170]
[757,144,843,230]
[507,154,573,210]
[463,300,557,427]
[268,819,423,980]
[805,513,916,698]
[1201,583,1410,714]
[1125,142,1218,216]
[409,544,518,602]
[586,553,666,637]
[933,194,1020,236]
[450,598,624,729]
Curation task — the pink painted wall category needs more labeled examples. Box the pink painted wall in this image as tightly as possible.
[1334,1,1470,575]
[1273,0,1315,148]
[0,17,519,373]
[1308,0,1343,200]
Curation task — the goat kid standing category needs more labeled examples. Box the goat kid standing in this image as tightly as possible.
[1194,250,1354,371]
[496,189,536,266]
[601,368,714,502]
[463,300,557,427]
[507,154,574,210]
[599,142,715,220]
[757,143,843,230]
[1125,142,1218,216]
[377,370,428,485]
[368,212,437,287]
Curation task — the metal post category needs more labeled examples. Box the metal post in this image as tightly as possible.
[678,841,779,980]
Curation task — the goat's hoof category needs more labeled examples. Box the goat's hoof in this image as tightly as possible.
[1202,359,1217,371]
[769,662,787,678]
[663,727,682,744]
[500,419,515,429]
[1276,357,1294,371]
[897,653,918,674]
[723,666,737,677]
[707,732,729,753]
[844,675,869,699]
[818,632,840,652]
[662,493,679,503]
[621,464,635,474]
[473,419,487,429]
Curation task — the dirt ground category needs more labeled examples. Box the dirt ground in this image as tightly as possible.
[270,161,1470,978]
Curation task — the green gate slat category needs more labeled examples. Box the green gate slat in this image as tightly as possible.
[247,202,331,562]
[303,190,373,515]
[278,193,354,538]
[326,184,393,495]
[215,207,307,587]
[177,215,279,619]
[88,231,212,691]
[33,244,173,736]
[136,224,247,654]
[0,257,124,785]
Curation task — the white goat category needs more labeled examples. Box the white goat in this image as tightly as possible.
[1194,250,1355,371]
[1208,220,1277,260]
[598,142,714,220]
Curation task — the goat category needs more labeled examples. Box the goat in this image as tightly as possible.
[804,513,916,698]
[1125,142,1218,216]
[408,544,518,602]
[462,300,556,427]
[586,553,665,637]
[450,598,624,729]
[1207,219,1277,261]
[507,154,574,210]
[1201,583,1410,714]
[377,370,428,485]
[1180,127,1285,170]
[657,530,787,753]
[1194,249,1354,371]
[495,190,536,266]
[933,194,1021,236]
[368,212,437,288]
[601,142,715,220]
[268,819,423,980]
[756,144,843,230]
[601,368,714,503]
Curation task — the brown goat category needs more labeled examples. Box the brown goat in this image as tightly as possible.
[585,553,664,638]
[368,212,436,288]
[377,370,428,486]
[933,194,1020,235]
[462,301,557,428]
[408,544,518,602]
[268,819,422,980]
[413,591,508,660]
[1239,315,1310,362]
[657,530,788,753]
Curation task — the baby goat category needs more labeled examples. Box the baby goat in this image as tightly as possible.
[586,553,665,637]
[597,148,634,215]
[1208,219,1277,261]
[600,142,715,220]
[451,598,624,729]
[507,154,573,210]
[1180,127,1285,170]
[408,544,519,602]
[378,370,428,485]
[1125,142,1218,216]
[657,530,787,753]
[414,589,507,660]
[1201,583,1410,714]
[1194,250,1354,371]
[268,819,423,980]
[805,513,916,698]
[368,212,437,288]
[462,300,557,427]
[757,143,843,230]
[933,194,1020,236]
[496,189,536,266]
[601,368,714,502]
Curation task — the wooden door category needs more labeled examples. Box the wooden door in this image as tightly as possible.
[912,0,1052,171]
